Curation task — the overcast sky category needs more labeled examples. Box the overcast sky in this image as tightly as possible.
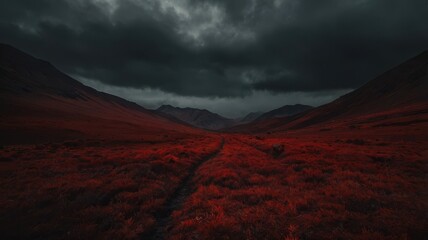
[1,0,427,118]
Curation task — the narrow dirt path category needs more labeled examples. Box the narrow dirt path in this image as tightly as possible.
[147,137,225,240]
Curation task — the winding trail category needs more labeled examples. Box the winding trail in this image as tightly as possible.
[147,137,225,240]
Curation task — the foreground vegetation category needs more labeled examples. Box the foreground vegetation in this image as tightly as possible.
[1,116,427,239]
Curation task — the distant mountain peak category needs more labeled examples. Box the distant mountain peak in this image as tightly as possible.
[157,104,175,110]
[255,104,313,121]
[155,105,235,130]
[239,112,264,123]
[0,43,50,67]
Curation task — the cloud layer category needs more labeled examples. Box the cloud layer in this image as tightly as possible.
[1,0,427,115]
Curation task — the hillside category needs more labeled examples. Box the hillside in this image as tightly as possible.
[256,104,313,121]
[0,44,200,144]
[239,112,264,123]
[156,105,236,130]
[228,51,428,133]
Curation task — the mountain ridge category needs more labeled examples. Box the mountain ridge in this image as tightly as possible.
[226,50,428,133]
[156,105,236,130]
[0,43,200,144]
[255,104,313,121]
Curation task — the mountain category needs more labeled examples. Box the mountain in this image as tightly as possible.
[227,51,428,133]
[0,44,199,144]
[239,112,264,123]
[230,105,312,128]
[256,104,313,121]
[156,105,236,130]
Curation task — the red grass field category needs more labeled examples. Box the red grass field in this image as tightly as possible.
[1,104,427,240]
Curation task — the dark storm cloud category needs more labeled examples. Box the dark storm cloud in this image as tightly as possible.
[0,0,427,97]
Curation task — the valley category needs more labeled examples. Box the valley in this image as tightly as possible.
[0,45,427,239]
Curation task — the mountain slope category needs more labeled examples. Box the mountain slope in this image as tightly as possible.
[156,105,235,130]
[228,51,428,133]
[283,50,428,130]
[0,44,200,144]
[256,104,313,121]
[239,112,264,123]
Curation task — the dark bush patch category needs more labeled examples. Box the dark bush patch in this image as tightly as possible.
[62,141,81,148]
[371,156,393,164]
[271,144,285,158]
[304,175,326,184]
[294,165,305,172]
[98,186,138,206]
[0,156,13,162]
[35,198,55,209]
[345,198,379,214]
[345,139,367,145]
[178,152,189,158]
